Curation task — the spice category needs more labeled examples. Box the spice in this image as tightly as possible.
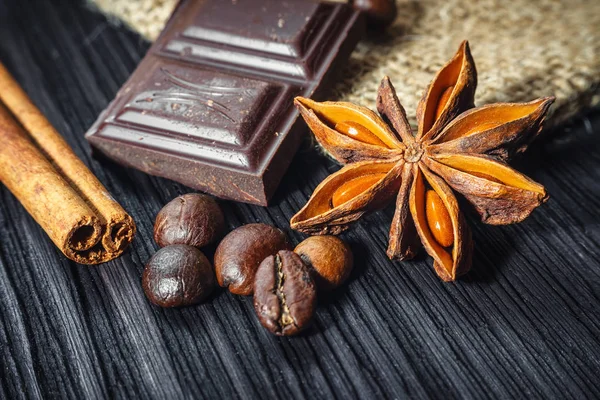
[290,41,554,281]
[294,236,354,292]
[154,193,224,248]
[351,0,398,26]
[214,224,291,295]
[253,250,317,336]
[0,63,135,264]
[143,245,215,307]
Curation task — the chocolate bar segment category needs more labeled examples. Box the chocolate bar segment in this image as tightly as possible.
[86,0,363,205]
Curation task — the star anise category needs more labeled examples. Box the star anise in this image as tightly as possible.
[290,41,554,281]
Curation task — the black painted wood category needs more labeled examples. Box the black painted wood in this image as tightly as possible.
[1,1,599,399]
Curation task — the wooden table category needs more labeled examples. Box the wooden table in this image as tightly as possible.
[1,1,599,398]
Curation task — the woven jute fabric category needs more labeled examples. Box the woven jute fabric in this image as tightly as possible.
[94,0,600,126]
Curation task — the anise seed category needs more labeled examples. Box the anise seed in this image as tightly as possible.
[332,174,385,208]
[425,189,454,247]
[435,87,454,120]
[334,121,387,147]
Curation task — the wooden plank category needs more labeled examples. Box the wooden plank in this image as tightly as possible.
[0,0,599,398]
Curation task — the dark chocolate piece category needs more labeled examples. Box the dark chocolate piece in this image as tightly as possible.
[86,0,363,205]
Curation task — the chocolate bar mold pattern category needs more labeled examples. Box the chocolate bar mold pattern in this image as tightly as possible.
[157,1,342,80]
[107,62,296,171]
[87,0,362,205]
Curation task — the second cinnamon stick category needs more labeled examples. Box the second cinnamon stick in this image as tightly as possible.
[0,62,135,264]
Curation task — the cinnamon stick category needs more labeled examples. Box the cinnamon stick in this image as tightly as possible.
[0,62,135,264]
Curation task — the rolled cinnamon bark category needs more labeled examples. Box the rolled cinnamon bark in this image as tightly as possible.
[0,62,135,264]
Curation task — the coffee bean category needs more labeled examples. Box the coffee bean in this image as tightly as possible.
[254,250,317,336]
[154,193,224,248]
[214,223,291,295]
[143,245,215,307]
[294,236,353,292]
[352,0,397,25]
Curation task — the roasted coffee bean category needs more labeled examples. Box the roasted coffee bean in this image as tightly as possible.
[143,245,215,307]
[254,250,317,336]
[294,236,353,292]
[154,193,225,248]
[214,223,291,295]
[352,0,397,26]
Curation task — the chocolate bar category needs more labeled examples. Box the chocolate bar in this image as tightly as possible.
[86,0,364,205]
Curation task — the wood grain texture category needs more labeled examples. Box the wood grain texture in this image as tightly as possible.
[1,1,599,398]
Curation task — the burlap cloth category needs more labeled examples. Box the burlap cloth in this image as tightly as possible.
[94,0,600,126]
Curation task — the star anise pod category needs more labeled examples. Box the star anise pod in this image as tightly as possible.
[290,41,554,281]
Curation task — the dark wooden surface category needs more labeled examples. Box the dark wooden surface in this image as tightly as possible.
[1,1,599,399]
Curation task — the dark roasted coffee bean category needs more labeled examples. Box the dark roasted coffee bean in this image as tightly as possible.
[253,250,317,336]
[214,223,291,296]
[143,245,215,307]
[352,0,397,25]
[154,193,225,248]
[294,236,353,292]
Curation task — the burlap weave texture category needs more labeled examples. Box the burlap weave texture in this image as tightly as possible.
[94,0,600,126]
